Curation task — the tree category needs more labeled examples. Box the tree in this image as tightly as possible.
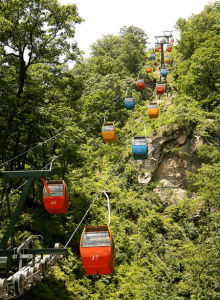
[176,1,220,60]
[0,0,82,154]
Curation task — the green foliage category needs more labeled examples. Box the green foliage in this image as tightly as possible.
[198,144,220,163]
[188,162,220,209]
[0,1,219,299]
[176,1,220,60]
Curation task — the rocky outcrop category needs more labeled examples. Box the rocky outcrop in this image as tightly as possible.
[138,124,203,201]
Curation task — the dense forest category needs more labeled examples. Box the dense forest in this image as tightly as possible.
[0,0,219,299]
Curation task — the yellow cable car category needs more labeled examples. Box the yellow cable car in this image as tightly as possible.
[101,123,116,143]
[147,102,159,119]
[164,56,170,64]
[145,65,152,73]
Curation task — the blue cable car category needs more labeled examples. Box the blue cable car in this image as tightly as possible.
[132,136,148,160]
[124,97,135,110]
[150,53,155,60]
[161,67,167,77]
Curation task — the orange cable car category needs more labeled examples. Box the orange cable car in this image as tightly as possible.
[148,102,159,118]
[155,45,159,52]
[145,65,152,73]
[42,180,69,214]
[156,82,165,95]
[137,78,144,90]
[101,123,116,143]
[80,225,115,275]
[164,56,170,64]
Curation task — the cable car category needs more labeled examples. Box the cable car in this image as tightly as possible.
[155,46,159,52]
[164,56,170,64]
[101,123,116,143]
[42,180,69,214]
[137,79,144,90]
[156,82,165,94]
[150,53,155,60]
[166,44,172,52]
[148,102,159,119]
[80,225,115,275]
[132,136,148,160]
[145,65,152,73]
[161,67,167,77]
[124,97,135,110]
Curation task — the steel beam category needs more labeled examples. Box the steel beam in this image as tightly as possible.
[24,248,68,256]
[0,178,34,248]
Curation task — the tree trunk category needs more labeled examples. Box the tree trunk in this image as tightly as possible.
[0,55,27,156]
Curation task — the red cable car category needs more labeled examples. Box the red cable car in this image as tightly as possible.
[166,44,172,52]
[155,46,159,52]
[80,225,115,275]
[145,65,152,73]
[101,123,116,143]
[137,79,144,90]
[156,83,165,95]
[42,180,69,214]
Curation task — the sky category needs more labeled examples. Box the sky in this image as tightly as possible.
[59,0,212,57]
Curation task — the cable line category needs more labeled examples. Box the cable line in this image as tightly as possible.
[0,180,27,204]
[64,138,131,247]
[42,113,106,170]
[64,113,146,248]
[0,96,122,169]
[1,102,118,205]
[0,116,105,206]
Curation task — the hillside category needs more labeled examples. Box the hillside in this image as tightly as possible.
[0,1,219,299]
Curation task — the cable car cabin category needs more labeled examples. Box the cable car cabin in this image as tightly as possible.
[156,83,165,95]
[145,65,152,73]
[150,53,155,60]
[43,180,69,214]
[161,67,167,77]
[101,123,116,143]
[80,225,115,275]
[166,44,172,52]
[124,97,135,110]
[148,102,159,119]
[132,136,148,160]
[137,79,144,90]
[155,46,159,52]
[164,56,170,64]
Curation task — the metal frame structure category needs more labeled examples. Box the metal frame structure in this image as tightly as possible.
[154,32,173,98]
[154,33,173,81]
[0,170,68,299]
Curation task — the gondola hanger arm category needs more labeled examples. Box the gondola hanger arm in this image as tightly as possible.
[103,110,109,124]
[102,191,111,226]
[141,120,147,138]
[41,178,51,194]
